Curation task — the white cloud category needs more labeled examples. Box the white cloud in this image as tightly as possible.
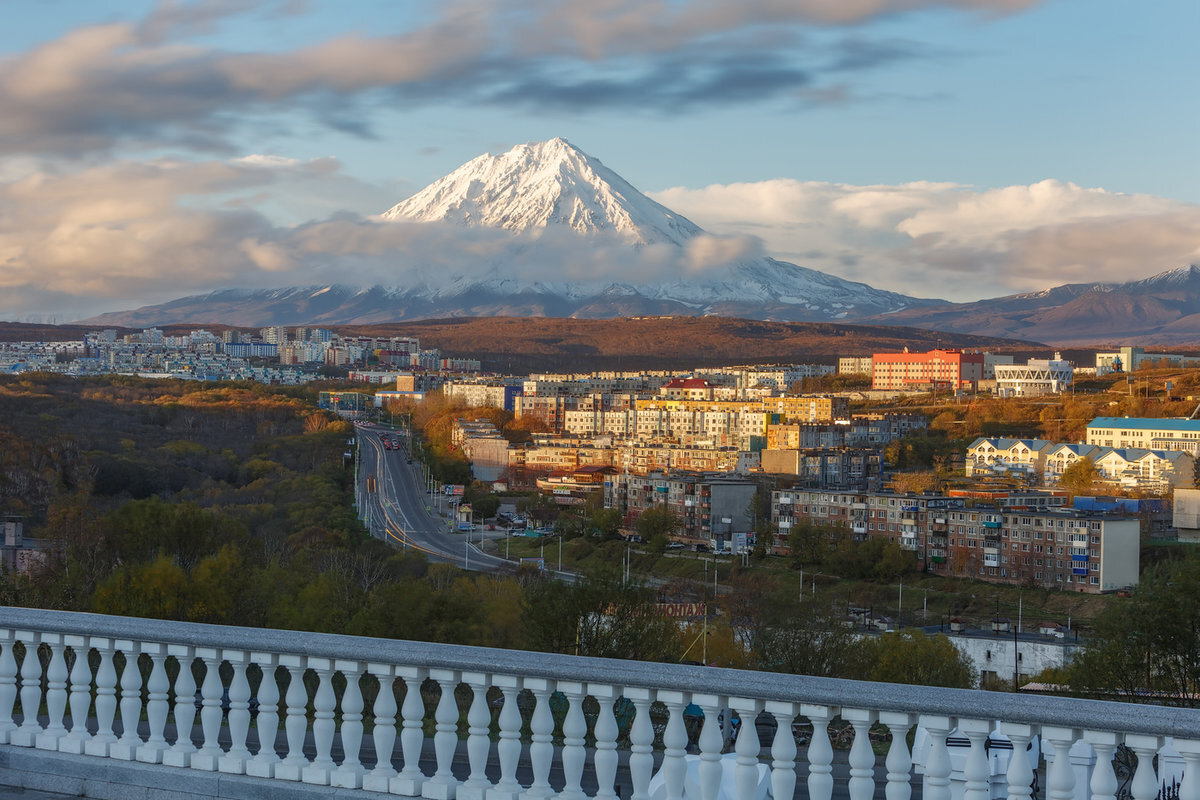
[651,179,1200,300]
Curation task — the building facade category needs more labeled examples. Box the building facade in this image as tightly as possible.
[871,349,985,391]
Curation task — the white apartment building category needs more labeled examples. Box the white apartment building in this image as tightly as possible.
[1087,417,1200,454]
[965,438,1055,478]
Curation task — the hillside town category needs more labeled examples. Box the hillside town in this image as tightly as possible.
[7,327,1200,600]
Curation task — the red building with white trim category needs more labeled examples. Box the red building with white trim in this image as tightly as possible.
[871,348,984,391]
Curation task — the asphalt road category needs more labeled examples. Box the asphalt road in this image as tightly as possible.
[353,422,571,578]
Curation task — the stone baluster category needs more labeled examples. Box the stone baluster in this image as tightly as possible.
[524,679,555,800]
[920,715,954,800]
[424,669,463,800]
[1174,738,1200,800]
[11,631,42,747]
[274,655,310,782]
[59,636,92,754]
[246,654,281,778]
[661,690,692,800]
[960,718,994,800]
[1000,723,1036,800]
[191,649,226,771]
[844,708,878,800]
[163,649,197,767]
[331,661,366,789]
[302,658,337,785]
[1126,734,1164,800]
[35,633,68,750]
[459,671,493,800]
[135,643,170,763]
[1042,727,1079,800]
[559,681,588,800]
[766,701,798,800]
[803,704,838,800]
[109,642,145,760]
[218,650,252,774]
[694,693,726,800]
[0,629,17,743]
[392,666,428,797]
[363,664,398,792]
[879,711,914,800]
[731,699,764,800]
[486,675,522,800]
[1083,731,1119,800]
[589,683,622,800]
[627,688,655,800]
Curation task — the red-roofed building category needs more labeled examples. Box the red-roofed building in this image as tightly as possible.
[659,377,714,400]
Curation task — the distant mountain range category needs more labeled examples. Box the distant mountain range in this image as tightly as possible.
[82,138,937,328]
[866,264,1200,346]
[78,137,1199,346]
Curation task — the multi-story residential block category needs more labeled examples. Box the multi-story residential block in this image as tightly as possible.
[760,448,882,488]
[871,349,985,391]
[838,356,873,376]
[606,472,757,547]
[1086,417,1200,454]
[444,381,523,410]
[965,438,1056,479]
[994,354,1073,397]
[1090,448,1194,491]
[514,395,574,433]
[770,488,1139,592]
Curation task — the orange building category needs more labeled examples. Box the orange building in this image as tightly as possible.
[872,349,984,391]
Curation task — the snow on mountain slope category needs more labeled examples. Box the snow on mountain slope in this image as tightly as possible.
[380,138,934,317]
[381,137,702,246]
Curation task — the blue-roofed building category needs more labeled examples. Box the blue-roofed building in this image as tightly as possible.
[1086,416,1200,454]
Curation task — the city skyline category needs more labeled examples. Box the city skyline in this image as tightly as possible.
[0,0,1196,320]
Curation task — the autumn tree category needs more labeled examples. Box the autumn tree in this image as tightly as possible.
[1059,457,1098,495]
[861,630,976,688]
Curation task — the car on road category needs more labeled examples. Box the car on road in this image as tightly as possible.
[666,542,685,550]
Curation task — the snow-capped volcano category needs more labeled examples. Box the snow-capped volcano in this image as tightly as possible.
[381,137,702,246]
[81,138,944,327]
[376,137,938,318]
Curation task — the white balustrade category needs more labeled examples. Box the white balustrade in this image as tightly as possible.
[110,642,144,760]
[0,629,17,743]
[136,642,170,763]
[11,631,41,747]
[363,663,398,792]
[246,652,281,778]
[191,649,224,771]
[59,636,91,754]
[330,660,365,789]
[219,650,252,774]
[2,607,1200,800]
[34,633,68,750]
[163,647,197,767]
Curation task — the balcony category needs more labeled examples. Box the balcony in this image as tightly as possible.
[2,607,1199,800]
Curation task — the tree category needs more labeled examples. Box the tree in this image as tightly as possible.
[1069,558,1200,706]
[862,630,976,688]
[752,592,862,678]
[1059,457,1098,494]
[636,505,681,541]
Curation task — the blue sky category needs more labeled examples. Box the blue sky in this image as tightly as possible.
[0,0,1196,320]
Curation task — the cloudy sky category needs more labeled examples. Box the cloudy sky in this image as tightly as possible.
[0,0,1196,321]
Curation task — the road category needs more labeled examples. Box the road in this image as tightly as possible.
[353,422,576,579]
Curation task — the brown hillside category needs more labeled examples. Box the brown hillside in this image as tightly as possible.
[338,317,1044,372]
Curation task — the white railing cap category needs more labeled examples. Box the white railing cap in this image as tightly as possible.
[5,605,1198,739]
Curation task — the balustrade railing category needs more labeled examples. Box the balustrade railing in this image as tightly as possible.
[3,607,1200,800]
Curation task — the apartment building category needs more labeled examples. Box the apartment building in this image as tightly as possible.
[965,438,1056,479]
[1086,417,1200,455]
[838,356,873,376]
[770,489,1139,592]
[444,381,523,411]
[760,448,883,488]
[872,349,985,391]
[606,472,757,547]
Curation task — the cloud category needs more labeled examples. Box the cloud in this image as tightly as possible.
[0,0,1041,156]
[0,156,774,319]
[651,179,1200,300]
